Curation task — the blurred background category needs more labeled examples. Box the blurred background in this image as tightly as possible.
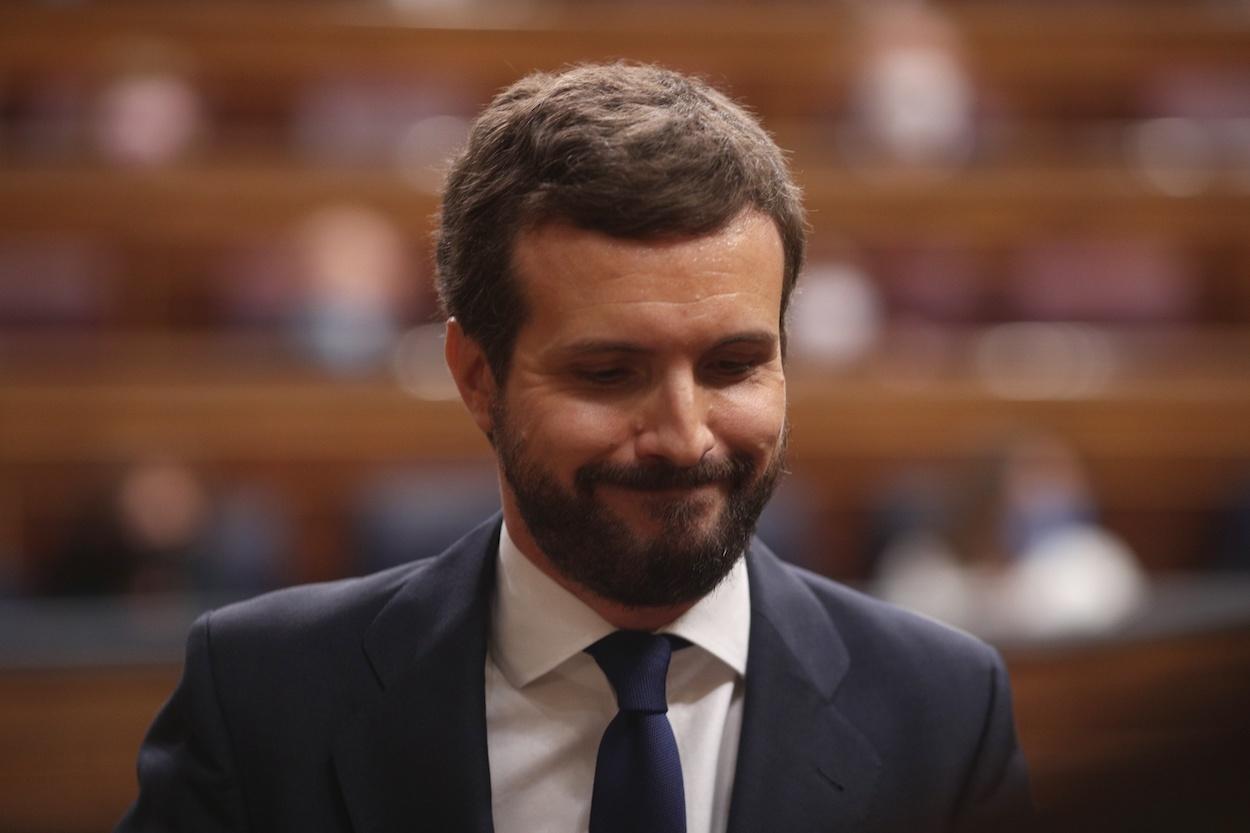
[1,0,1249,830]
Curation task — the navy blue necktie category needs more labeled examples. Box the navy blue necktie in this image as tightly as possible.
[586,631,687,833]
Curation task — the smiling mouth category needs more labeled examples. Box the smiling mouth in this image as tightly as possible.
[598,482,726,514]
[601,480,723,495]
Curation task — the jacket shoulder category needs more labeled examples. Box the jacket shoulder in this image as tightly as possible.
[206,559,430,649]
[205,513,501,655]
[755,553,1008,733]
[766,559,1032,829]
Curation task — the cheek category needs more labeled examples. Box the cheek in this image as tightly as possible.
[511,393,634,462]
[710,380,787,455]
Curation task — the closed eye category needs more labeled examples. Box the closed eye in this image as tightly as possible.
[574,366,637,387]
[706,359,756,378]
[701,333,777,384]
[701,350,771,384]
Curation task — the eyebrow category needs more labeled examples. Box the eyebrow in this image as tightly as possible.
[708,331,778,351]
[554,330,778,358]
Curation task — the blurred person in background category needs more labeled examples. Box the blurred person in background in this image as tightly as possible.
[1210,475,1250,572]
[0,488,19,598]
[293,75,473,171]
[93,58,204,168]
[841,6,977,173]
[40,459,290,599]
[289,203,412,373]
[211,202,423,373]
[786,256,883,368]
[874,431,1148,639]
[0,237,116,329]
[120,63,1032,833]
[348,464,502,574]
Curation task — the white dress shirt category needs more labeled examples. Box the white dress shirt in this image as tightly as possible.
[485,522,750,833]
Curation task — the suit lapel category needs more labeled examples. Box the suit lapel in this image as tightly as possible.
[727,542,882,833]
[332,517,501,833]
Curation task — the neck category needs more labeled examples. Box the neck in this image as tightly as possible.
[500,503,695,632]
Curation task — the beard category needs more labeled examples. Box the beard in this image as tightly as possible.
[491,398,787,608]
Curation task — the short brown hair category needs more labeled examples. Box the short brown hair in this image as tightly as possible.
[436,62,806,381]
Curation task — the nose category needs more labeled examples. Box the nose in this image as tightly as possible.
[634,370,715,467]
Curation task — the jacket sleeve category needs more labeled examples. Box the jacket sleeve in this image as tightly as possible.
[950,649,1036,833]
[116,612,251,833]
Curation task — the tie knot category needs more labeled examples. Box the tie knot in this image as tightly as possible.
[586,631,685,714]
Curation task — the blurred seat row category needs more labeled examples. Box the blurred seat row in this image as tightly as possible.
[1,0,1249,594]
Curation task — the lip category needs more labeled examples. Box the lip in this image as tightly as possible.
[600,482,723,499]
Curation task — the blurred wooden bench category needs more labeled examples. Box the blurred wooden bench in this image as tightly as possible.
[2,332,1249,578]
[4,165,1250,246]
[2,3,1249,120]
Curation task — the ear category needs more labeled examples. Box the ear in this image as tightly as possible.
[444,318,497,436]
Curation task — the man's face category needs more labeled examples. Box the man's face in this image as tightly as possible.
[491,210,789,609]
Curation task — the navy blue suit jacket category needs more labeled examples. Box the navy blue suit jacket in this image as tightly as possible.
[119,516,1032,832]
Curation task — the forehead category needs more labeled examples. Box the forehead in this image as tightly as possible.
[510,211,785,328]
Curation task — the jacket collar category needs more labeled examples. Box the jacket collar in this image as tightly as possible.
[726,540,882,833]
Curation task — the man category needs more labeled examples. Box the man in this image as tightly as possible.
[119,63,1032,833]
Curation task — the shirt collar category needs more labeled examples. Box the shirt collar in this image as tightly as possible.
[490,519,751,689]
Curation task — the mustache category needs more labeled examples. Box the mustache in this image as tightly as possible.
[575,454,756,493]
